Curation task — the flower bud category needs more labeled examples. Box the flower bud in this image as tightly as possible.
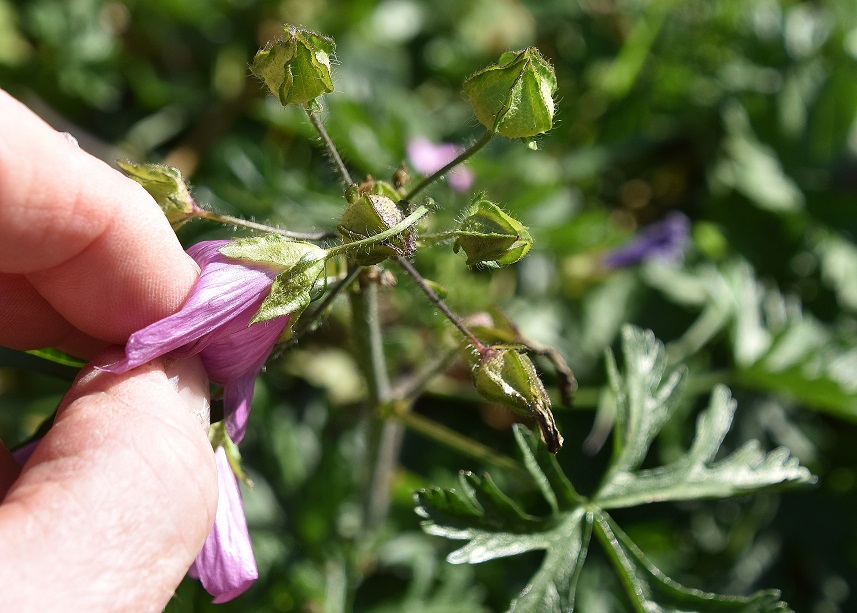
[453,195,532,267]
[338,193,415,265]
[463,47,557,138]
[472,347,563,453]
[251,25,335,106]
[117,160,196,222]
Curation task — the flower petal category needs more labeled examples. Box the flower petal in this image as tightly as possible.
[221,373,257,444]
[103,246,276,373]
[191,446,258,603]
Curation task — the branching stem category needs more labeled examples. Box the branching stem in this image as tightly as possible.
[396,256,486,352]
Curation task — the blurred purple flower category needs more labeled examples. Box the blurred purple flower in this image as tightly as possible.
[188,446,258,603]
[407,136,475,192]
[602,212,691,269]
[104,240,291,443]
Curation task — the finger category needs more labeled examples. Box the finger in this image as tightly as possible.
[0,351,217,611]
[0,90,199,345]
[0,274,108,358]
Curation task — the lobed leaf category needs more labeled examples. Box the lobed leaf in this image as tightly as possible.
[594,513,793,612]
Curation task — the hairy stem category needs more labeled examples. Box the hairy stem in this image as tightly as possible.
[396,256,486,352]
[195,209,332,240]
[304,104,353,185]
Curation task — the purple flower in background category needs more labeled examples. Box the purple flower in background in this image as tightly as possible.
[407,136,475,192]
[602,212,691,269]
[104,240,291,443]
[189,446,258,603]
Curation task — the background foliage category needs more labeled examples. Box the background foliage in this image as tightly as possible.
[2,0,857,611]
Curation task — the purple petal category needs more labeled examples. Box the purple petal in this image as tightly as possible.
[103,254,275,374]
[221,373,257,444]
[447,167,475,192]
[190,446,258,603]
[407,137,473,191]
[602,212,691,269]
[408,137,459,174]
[199,298,290,384]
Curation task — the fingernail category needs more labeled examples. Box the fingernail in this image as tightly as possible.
[164,356,211,431]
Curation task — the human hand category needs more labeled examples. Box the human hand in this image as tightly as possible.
[0,90,218,611]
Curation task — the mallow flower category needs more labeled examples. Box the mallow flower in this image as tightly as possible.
[407,136,475,192]
[103,240,291,443]
[602,211,691,269]
[188,446,258,603]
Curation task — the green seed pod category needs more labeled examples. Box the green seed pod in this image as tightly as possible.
[472,347,563,453]
[338,193,415,265]
[251,25,335,106]
[453,194,532,267]
[116,160,196,222]
[463,47,557,138]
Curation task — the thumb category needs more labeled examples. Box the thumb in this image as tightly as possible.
[0,350,217,612]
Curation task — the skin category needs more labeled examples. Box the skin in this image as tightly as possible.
[0,90,218,611]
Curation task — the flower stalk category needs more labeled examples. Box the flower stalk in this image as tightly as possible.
[395,256,486,352]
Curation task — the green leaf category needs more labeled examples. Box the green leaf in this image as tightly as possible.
[219,235,328,324]
[511,425,579,513]
[0,346,83,381]
[251,257,326,324]
[596,385,816,509]
[417,331,809,612]
[218,233,327,270]
[414,429,588,613]
[594,513,792,612]
[604,326,686,475]
[710,101,803,212]
[812,227,857,312]
[647,259,857,419]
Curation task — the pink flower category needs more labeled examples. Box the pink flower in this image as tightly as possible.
[104,240,291,443]
[188,446,258,603]
[407,136,475,192]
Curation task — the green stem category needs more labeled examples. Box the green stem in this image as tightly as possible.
[326,205,430,259]
[389,402,525,476]
[288,266,362,343]
[417,231,457,245]
[195,208,332,240]
[304,104,353,185]
[402,130,493,202]
[396,256,486,352]
[349,273,401,530]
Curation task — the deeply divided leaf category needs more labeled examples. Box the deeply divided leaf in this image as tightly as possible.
[594,513,793,612]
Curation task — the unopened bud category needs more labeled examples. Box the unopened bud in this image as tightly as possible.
[117,160,197,222]
[453,195,532,267]
[472,347,563,453]
[251,25,335,106]
[463,47,557,139]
